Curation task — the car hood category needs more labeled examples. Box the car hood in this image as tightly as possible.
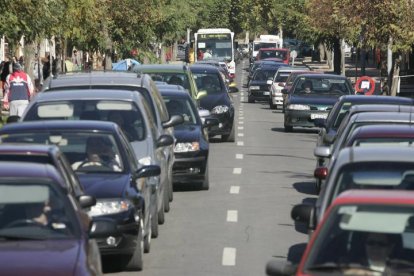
[77,173,129,198]
[0,239,80,275]
[288,94,341,106]
[173,124,202,142]
[200,93,231,110]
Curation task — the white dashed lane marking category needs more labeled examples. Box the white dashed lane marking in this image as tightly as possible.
[236,154,243,159]
[239,121,244,125]
[237,141,244,146]
[222,247,236,266]
[230,186,240,194]
[233,168,242,174]
[227,210,238,222]
[238,126,244,130]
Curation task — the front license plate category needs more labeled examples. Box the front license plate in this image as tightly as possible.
[311,113,328,120]
[263,91,270,95]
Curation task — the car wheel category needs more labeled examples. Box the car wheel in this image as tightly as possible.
[201,163,209,190]
[151,195,159,238]
[164,183,170,213]
[144,215,151,253]
[158,197,165,225]
[284,124,293,132]
[222,123,235,142]
[124,221,144,271]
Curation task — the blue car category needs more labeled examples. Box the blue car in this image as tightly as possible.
[0,120,161,271]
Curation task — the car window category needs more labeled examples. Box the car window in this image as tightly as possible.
[274,72,290,83]
[253,69,277,81]
[57,154,85,196]
[149,81,169,122]
[293,77,352,95]
[163,97,197,125]
[259,50,287,60]
[193,72,223,94]
[147,73,190,90]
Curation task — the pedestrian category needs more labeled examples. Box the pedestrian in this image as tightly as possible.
[32,53,43,91]
[72,50,79,70]
[3,62,35,116]
[0,56,11,97]
[42,55,50,80]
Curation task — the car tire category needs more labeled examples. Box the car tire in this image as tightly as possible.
[164,183,170,213]
[158,197,165,225]
[124,222,144,271]
[151,195,159,238]
[144,215,151,253]
[284,124,293,132]
[168,168,173,202]
[248,96,255,103]
[222,123,235,142]
[201,163,209,190]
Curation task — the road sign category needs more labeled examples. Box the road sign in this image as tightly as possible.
[355,76,376,95]
[290,50,298,59]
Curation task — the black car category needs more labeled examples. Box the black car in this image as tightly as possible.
[159,87,217,190]
[0,120,161,271]
[247,60,285,86]
[283,74,353,132]
[247,65,282,103]
[190,64,238,142]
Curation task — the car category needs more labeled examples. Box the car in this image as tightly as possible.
[248,65,281,103]
[190,64,237,142]
[283,74,353,132]
[20,89,174,240]
[133,64,200,101]
[267,190,414,276]
[269,67,310,109]
[0,161,114,275]
[247,60,286,86]
[0,143,86,201]
[256,48,290,64]
[41,71,179,206]
[0,120,162,271]
[314,111,414,192]
[159,87,218,190]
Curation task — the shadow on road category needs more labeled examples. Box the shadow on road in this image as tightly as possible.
[271,127,319,134]
[173,182,203,192]
[293,181,317,196]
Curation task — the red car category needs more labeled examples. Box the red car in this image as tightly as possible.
[256,48,290,64]
[266,190,414,275]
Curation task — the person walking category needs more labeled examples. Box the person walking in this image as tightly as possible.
[3,62,35,116]
[32,53,43,91]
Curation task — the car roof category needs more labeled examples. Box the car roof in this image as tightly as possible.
[32,89,142,102]
[277,67,310,73]
[159,89,191,98]
[351,111,414,122]
[190,64,221,73]
[0,120,119,133]
[134,64,189,72]
[42,71,149,91]
[0,161,64,185]
[0,143,59,155]
[336,146,414,166]
[339,95,413,104]
[295,73,346,79]
[349,124,414,140]
[333,189,414,206]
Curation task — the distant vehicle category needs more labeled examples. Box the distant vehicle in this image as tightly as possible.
[248,66,280,103]
[267,190,414,276]
[256,48,290,64]
[251,34,283,64]
[194,28,236,78]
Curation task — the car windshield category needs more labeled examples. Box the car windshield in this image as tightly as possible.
[354,137,414,147]
[259,50,287,60]
[163,97,198,125]
[23,100,146,142]
[147,73,190,91]
[253,69,277,81]
[0,132,124,173]
[293,77,352,95]
[333,102,352,128]
[274,72,290,83]
[193,73,223,94]
[332,162,414,205]
[304,204,414,274]
[0,180,78,240]
[254,42,277,51]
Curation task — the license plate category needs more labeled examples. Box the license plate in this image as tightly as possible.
[311,113,328,120]
[263,91,270,95]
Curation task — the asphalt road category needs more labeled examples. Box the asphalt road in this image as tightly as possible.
[105,59,318,275]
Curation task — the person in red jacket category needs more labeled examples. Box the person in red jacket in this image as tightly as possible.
[3,62,34,116]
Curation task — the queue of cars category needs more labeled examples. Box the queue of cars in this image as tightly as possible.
[0,61,238,273]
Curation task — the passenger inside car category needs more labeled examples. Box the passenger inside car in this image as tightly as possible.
[168,75,184,86]
[301,80,313,93]
[201,75,220,94]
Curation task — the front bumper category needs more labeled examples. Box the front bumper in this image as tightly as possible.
[249,90,270,101]
[207,112,234,137]
[284,109,329,128]
[271,93,284,105]
[172,153,208,183]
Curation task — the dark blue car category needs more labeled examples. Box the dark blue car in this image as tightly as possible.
[0,120,160,271]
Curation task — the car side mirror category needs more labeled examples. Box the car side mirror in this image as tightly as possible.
[314,118,327,128]
[196,90,208,100]
[89,218,120,238]
[265,260,297,276]
[136,165,161,178]
[291,204,314,226]
[314,146,331,158]
[157,134,174,148]
[162,114,184,129]
[323,132,336,145]
[281,88,289,94]
[78,195,96,209]
[203,118,219,128]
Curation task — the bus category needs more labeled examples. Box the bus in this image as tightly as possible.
[194,28,236,78]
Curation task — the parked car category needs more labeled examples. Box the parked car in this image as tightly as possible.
[0,161,114,275]
[190,64,237,142]
[41,71,179,206]
[19,89,173,240]
[0,120,162,271]
[269,67,310,110]
[267,190,414,275]
[159,87,218,190]
[248,65,281,103]
[283,74,353,132]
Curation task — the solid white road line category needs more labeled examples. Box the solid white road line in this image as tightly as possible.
[227,210,238,222]
[237,141,244,146]
[222,247,236,266]
[233,168,242,174]
[238,133,244,137]
[230,186,240,194]
[236,154,243,159]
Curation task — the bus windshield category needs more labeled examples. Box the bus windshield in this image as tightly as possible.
[196,33,232,61]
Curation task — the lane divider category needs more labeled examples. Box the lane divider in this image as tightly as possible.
[227,210,238,222]
[230,186,240,194]
[222,247,236,266]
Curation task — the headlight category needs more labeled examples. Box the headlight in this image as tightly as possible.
[88,199,131,217]
[287,104,310,110]
[138,156,152,166]
[249,86,260,90]
[174,142,200,153]
[211,105,229,114]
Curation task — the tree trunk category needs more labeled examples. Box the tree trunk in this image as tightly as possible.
[390,59,400,96]
[333,38,341,75]
[324,43,333,69]
[340,39,346,76]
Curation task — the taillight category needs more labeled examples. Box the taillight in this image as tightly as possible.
[314,167,328,180]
